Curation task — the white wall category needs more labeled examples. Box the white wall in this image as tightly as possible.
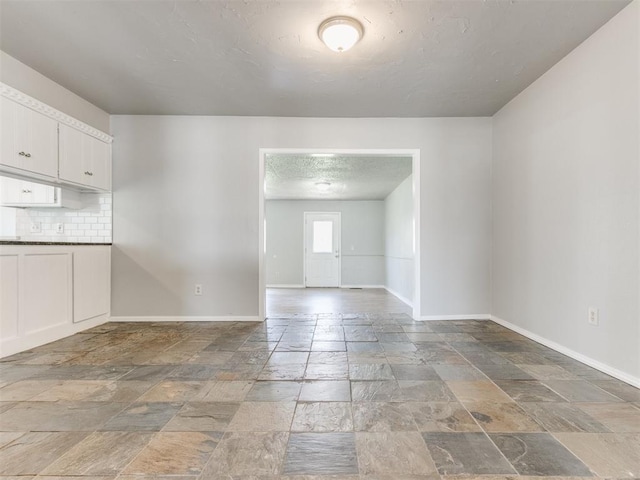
[266,200,385,287]
[492,1,639,382]
[0,51,110,133]
[385,175,414,305]
[111,116,492,318]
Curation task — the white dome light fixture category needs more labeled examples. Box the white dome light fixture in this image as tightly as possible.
[315,181,332,189]
[318,16,364,52]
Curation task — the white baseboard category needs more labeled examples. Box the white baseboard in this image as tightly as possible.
[384,287,414,308]
[266,284,304,289]
[491,315,640,388]
[108,315,261,323]
[341,285,385,289]
[0,314,109,359]
[420,314,491,321]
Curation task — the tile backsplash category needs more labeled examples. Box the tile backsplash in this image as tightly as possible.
[13,193,112,243]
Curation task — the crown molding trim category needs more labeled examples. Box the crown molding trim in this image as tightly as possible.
[0,82,113,144]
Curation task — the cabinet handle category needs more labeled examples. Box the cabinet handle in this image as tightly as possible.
[18,151,26,156]
[22,189,31,193]
[25,153,31,158]
[84,171,93,176]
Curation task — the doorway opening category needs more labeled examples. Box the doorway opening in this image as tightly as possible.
[304,212,341,287]
[258,149,421,320]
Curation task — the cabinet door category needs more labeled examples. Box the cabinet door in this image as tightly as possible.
[58,123,89,186]
[59,124,111,190]
[23,181,56,204]
[22,253,72,334]
[26,105,58,177]
[73,248,110,323]
[0,176,22,204]
[0,97,57,178]
[1,97,29,171]
[0,255,19,341]
[90,138,111,191]
[0,177,56,206]
[18,181,36,204]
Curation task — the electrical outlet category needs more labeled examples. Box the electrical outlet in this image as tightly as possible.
[194,284,203,296]
[588,307,599,326]
[55,223,64,234]
[30,222,42,233]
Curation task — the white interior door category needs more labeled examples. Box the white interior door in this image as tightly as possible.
[305,212,341,287]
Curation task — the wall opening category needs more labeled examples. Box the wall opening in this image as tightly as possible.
[258,148,421,320]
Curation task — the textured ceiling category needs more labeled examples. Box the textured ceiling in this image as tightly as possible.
[0,0,630,117]
[265,155,412,200]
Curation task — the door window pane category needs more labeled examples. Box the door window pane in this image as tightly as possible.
[313,221,333,253]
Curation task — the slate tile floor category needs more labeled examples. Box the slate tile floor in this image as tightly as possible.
[1,314,639,479]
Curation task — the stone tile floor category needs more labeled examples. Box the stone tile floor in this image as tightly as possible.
[0,314,639,479]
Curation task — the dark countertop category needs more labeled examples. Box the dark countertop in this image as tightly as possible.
[0,241,112,246]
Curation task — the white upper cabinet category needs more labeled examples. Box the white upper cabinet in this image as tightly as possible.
[1,96,58,178]
[0,176,56,205]
[0,176,84,208]
[1,84,113,192]
[58,123,111,191]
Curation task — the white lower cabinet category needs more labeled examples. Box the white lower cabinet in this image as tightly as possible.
[0,255,19,341]
[0,245,110,357]
[73,248,110,323]
[22,252,72,334]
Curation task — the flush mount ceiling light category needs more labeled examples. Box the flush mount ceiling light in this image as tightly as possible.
[318,16,364,52]
[314,181,332,190]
